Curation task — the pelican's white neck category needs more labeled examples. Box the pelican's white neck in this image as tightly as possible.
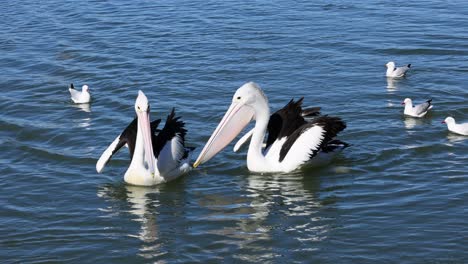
[125,114,162,186]
[246,97,270,172]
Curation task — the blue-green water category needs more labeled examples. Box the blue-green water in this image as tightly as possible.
[1,1,467,263]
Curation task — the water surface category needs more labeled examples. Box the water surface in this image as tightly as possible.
[1,1,467,263]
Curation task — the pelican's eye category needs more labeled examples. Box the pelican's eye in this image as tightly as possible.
[137,106,141,110]
[237,96,241,100]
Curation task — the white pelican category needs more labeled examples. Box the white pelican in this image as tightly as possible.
[96,90,192,186]
[386,61,411,78]
[442,117,468,136]
[193,82,348,173]
[69,83,91,104]
[402,98,433,117]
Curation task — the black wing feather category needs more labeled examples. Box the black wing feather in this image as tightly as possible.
[112,117,161,160]
[153,108,188,159]
[113,118,138,159]
[278,116,346,162]
[265,98,307,149]
[301,107,321,118]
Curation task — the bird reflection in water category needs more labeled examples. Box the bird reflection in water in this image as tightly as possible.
[70,103,91,129]
[76,117,91,129]
[446,133,467,144]
[71,103,91,113]
[97,168,340,261]
[386,77,401,93]
[197,169,335,261]
[97,184,166,260]
[125,185,159,243]
[403,117,425,130]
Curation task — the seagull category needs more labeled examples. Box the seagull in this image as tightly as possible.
[386,61,411,78]
[69,83,91,104]
[442,117,468,136]
[402,98,433,117]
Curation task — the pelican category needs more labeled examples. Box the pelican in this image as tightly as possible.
[193,82,348,173]
[69,83,91,104]
[96,90,192,186]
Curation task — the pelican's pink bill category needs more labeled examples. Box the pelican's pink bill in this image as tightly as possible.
[137,103,156,175]
[193,102,254,168]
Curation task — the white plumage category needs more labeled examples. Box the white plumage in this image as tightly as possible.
[69,83,91,104]
[96,91,191,186]
[386,61,411,78]
[443,117,468,136]
[402,98,433,117]
[275,126,325,172]
[194,82,347,173]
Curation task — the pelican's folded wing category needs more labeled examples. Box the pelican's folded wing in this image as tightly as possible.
[154,108,188,174]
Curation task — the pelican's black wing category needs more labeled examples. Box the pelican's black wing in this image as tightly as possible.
[265,98,308,149]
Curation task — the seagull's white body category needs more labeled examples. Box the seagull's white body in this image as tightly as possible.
[386,61,411,78]
[193,82,347,173]
[443,117,468,136]
[402,98,433,117]
[96,91,191,186]
[69,83,91,104]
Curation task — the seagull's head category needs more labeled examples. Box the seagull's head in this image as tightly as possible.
[402,98,412,105]
[82,85,89,92]
[442,116,455,124]
[386,61,395,69]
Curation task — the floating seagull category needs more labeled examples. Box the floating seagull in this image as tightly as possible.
[193,82,348,173]
[386,61,411,78]
[96,90,192,186]
[69,83,91,104]
[402,98,433,117]
[442,117,468,136]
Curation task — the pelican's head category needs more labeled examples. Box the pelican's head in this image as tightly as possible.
[386,61,395,69]
[82,85,89,92]
[135,90,150,113]
[402,98,412,105]
[231,82,269,117]
[442,116,455,124]
[193,82,268,168]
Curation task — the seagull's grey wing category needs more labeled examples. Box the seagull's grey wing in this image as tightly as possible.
[393,65,410,77]
[413,99,432,115]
